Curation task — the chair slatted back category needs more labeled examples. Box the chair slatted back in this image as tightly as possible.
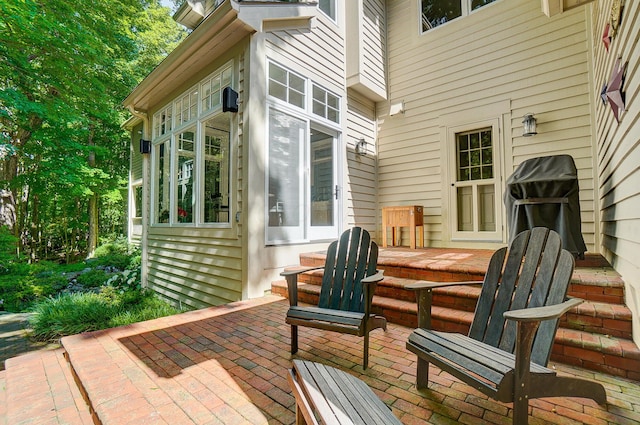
[468,227,574,366]
[317,227,379,313]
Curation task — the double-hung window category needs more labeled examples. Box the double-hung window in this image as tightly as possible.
[421,0,497,32]
[151,63,233,226]
[266,61,341,244]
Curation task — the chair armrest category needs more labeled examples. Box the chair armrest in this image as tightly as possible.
[405,280,483,290]
[281,266,324,307]
[361,271,384,285]
[280,265,323,277]
[504,298,583,322]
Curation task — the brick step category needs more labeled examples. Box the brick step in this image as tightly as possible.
[272,273,638,380]
[272,277,632,337]
[4,349,94,425]
[277,265,633,340]
[0,370,6,425]
[553,328,640,381]
[298,255,627,306]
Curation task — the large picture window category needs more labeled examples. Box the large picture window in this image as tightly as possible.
[421,0,497,32]
[266,61,341,244]
[151,63,233,226]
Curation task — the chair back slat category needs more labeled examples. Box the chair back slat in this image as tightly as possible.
[318,227,378,313]
[468,227,574,365]
[479,231,530,347]
[530,249,574,364]
[499,228,561,353]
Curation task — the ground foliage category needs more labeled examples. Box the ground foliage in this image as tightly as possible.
[0,0,186,260]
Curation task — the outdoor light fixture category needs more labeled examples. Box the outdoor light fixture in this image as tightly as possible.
[356,138,368,156]
[140,139,151,154]
[522,113,537,137]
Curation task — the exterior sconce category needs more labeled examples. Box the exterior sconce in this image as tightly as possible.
[222,87,239,112]
[522,113,537,137]
[356,138,368,156]
[140,139,151,154]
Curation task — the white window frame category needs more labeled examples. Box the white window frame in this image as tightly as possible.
[265,60,342,245]
[150,62,234,228]
[419,0,499,33]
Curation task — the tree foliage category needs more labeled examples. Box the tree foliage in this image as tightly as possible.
[0,0,186,261]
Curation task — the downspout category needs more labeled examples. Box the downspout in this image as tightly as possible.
[127,106,151,289]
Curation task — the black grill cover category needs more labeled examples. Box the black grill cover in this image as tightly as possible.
[504,154,586,257]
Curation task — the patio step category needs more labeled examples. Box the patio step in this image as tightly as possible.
[0,370,6,425]
[272,249,639,380]
[3,348,94,425]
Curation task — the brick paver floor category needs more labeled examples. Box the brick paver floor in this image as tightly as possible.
[51,296,640,425]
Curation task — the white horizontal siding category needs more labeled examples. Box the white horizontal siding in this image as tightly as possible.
[147,227,242,309]
[592,0,640,343]
[345,89,377,234]
[380,0,596,249]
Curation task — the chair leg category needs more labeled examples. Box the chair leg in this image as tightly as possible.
[416,357,429,390]
[513,395,529,425]
[363,333,370,370]
[291,325,298,354]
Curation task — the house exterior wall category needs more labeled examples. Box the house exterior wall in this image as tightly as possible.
[144,42,248,309]
[243,4,381,297]
[591,0,640,344]
[380,0,598,250]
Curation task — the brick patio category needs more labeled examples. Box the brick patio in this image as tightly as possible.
[3,296,639,424]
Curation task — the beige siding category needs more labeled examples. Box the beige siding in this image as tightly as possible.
[591,0,640,343]
[380,0,596,249]
[346,0,387,101]
[147,227,242,309]
[346,89,378,234]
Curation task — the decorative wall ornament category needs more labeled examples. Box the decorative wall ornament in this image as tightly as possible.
[609,0,624,38]
[602,23,611,52]
[604,58,627,123]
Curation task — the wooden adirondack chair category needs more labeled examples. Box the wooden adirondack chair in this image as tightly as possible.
[405,227,606,424]
[281,227,386,369]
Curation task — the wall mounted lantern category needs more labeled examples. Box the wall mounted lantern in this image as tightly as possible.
[522,113,537,137]
[140,139,151,154]
[356,138,368,156]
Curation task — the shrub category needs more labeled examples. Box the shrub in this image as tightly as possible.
[75,269,110,288]
[29,289,182,342]
[29,292,118,341]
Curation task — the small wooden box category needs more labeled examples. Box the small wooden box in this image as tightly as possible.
[382,206,424,249]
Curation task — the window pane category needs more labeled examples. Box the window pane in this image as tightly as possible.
[203,115,230,223]
[176,129,195,224]
[422,0,462,31]
[310,131,334,227]
[313,100,325,117]
[268,110,305,229]
[155,140,171,223]
[457,127,492,182]
[471,0,497,11]
[134,186,143,218]
[269,81,287,102]
[269,63,287,85]
[319,0,335,20]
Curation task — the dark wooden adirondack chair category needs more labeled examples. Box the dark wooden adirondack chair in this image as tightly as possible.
[281,227,386,369]
[406,227,606,424]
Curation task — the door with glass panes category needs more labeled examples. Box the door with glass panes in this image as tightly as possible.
[449,120,503,241]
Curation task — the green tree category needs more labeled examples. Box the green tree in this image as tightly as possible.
[0,0,185,261]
